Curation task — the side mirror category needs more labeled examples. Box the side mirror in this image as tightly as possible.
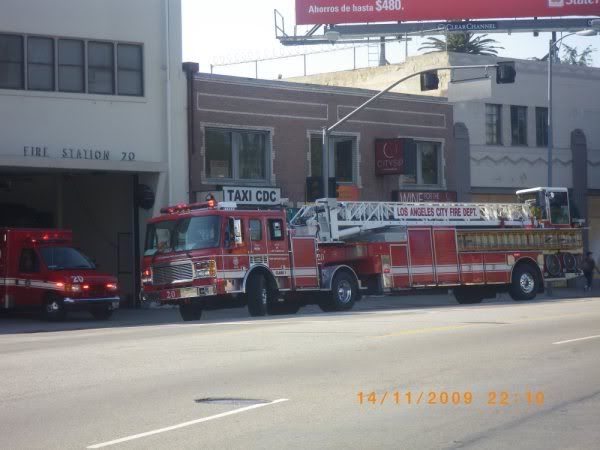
[228,218,243,246]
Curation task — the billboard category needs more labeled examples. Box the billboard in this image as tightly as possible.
[296,0,600,25]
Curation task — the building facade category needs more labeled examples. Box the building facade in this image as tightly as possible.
[290,52,600,266]
[188,73,458,210]
[0,0,187,305]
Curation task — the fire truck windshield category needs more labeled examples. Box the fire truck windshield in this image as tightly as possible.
[144,216,221,256]
[39,247,96,270]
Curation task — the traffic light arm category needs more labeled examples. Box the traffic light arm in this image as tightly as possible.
[326,64,504,134]
[322,62,513,198]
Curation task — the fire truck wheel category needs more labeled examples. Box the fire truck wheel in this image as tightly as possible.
[320,272,358,312]
[42,294,66,321]
[453,288,484,304]
[90,306,113,321]
[247,274,269,317]
[179,303,203,321]
[510,264,539,301]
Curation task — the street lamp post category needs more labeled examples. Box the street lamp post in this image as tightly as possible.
[320,64,509,199]
[547,26,599,187]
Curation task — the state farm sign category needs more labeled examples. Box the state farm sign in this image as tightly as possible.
[375,139,406,176]
[296,0,600,25]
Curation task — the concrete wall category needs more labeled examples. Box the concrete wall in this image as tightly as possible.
[0,0,187,206]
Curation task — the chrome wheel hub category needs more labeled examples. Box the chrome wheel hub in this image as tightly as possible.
[336,280,352,304]
[520,273,535,295]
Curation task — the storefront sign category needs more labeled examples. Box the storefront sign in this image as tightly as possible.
[222,186,281,206]
[375,139,405,176]
[337,185,361,201]
[296,0,600,25]
[393,190,457,203]
[22,145,136,162]
[394,204,480,220]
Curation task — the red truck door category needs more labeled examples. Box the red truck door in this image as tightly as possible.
[433,228,460,285]
[408,228,436,286]
[16,247,46,307]
[290,237,319,289]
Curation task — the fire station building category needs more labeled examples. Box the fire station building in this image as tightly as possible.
[0,0,187,306]
[186,71,459,211]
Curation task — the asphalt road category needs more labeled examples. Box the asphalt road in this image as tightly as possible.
[1,292,600,450]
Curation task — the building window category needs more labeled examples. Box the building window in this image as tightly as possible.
[117,44,143,96]
[205,128,269,182]
[0,34,24,90]
[88,41,114,94]
[27,37,55,91]
[58,39,84,93]
[310,135,357,183]
[536,107,549,147]
[401,140,442,186]
[485,104,502,145]
[511,106,528,146]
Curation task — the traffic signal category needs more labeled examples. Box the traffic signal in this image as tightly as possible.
[420,71,439,91]
[496,62,516,84]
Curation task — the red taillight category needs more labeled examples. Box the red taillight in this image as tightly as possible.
[42,234,49,240]
[83,284,90,290]
[56,282,65,288]
[106,283,118,290]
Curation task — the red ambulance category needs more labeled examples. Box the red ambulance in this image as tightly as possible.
[0,229,120,320]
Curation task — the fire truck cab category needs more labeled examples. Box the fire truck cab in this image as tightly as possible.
[0,229,120,320]
[141,201,339,321]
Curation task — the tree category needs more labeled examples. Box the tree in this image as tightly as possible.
[559,44,596,67]
[419,32,503,56]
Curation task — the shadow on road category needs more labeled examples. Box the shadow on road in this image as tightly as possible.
[0,288,596,336]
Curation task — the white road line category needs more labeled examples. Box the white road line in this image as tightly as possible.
[553,335,600,345]
[87,398,289,448]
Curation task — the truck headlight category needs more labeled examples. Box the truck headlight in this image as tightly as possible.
[194,260,217,279]
[141,268,153,285]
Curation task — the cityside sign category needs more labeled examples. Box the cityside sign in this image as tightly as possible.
[296,0,600,25]
[375,139,405,176]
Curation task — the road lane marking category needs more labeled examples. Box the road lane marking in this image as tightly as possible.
[553,335,600,345]
[86,398,289,448]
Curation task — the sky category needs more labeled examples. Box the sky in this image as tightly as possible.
[181,0,599,80]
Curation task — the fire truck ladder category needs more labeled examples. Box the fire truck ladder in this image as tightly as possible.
[291,199,534,242]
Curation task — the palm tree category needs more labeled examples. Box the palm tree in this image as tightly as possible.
[419,32,503,56]
[559,44,596,66]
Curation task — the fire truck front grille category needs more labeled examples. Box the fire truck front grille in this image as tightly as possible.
[152,262,194,285]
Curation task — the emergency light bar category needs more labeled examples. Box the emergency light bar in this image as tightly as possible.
[160,201,238,215]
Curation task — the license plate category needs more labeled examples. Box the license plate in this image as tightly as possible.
[159,288,197,300]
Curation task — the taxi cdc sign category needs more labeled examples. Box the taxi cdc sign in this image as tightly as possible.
[296,0,600,25]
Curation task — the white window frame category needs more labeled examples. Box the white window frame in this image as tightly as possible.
[307,130,361,187]
[398,137,446,188]
[203,125,273,186]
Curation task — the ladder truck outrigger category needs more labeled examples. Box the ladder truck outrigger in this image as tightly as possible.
[140,187,584,321]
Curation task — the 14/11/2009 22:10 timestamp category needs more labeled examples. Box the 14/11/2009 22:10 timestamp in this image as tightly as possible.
[357,391,545,407]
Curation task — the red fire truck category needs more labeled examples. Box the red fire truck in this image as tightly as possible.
[141,187,583,321]
[0,229,120,320]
